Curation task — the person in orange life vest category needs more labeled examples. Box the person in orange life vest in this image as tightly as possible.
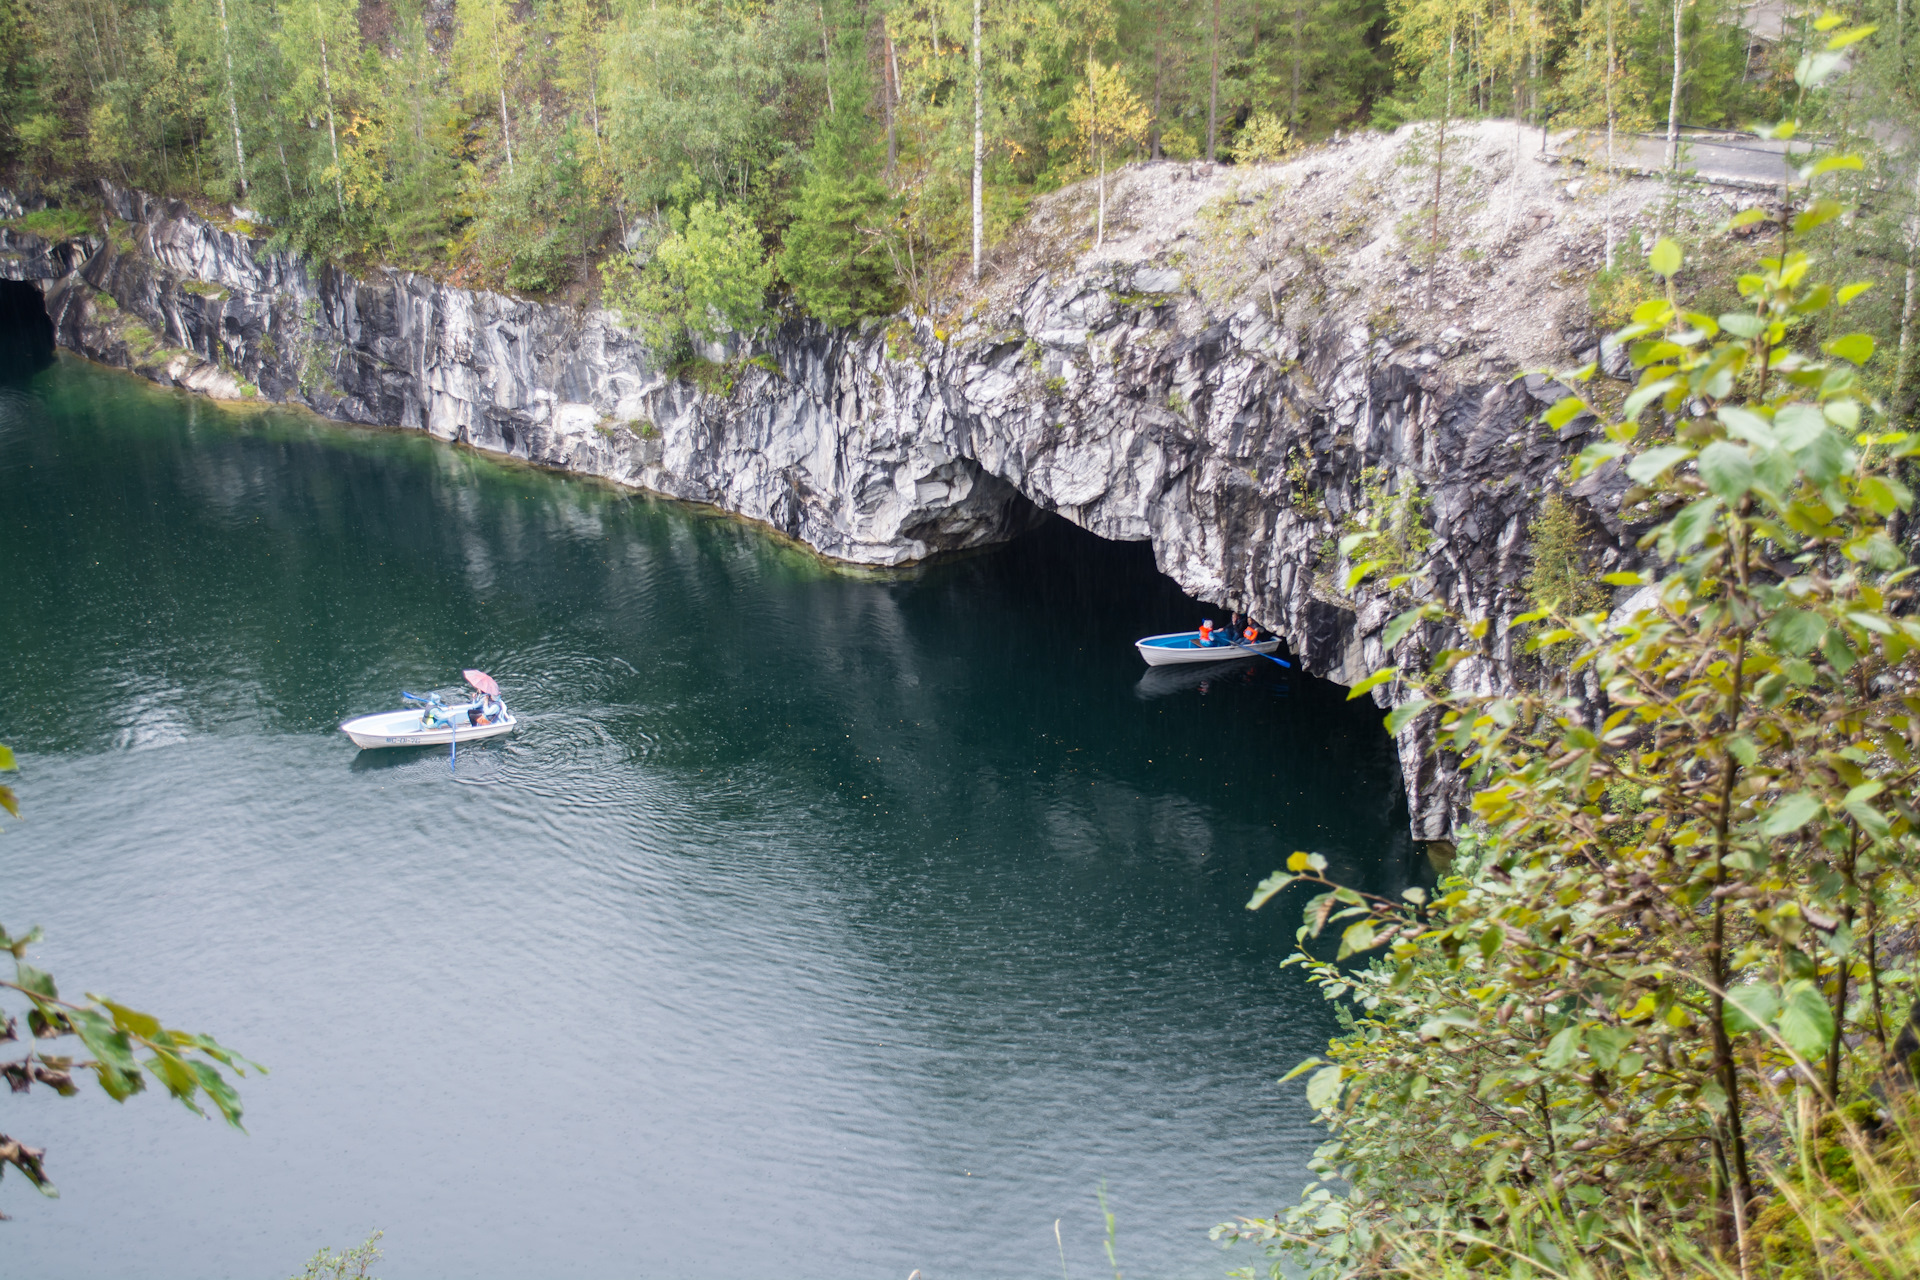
[1243,623,1259,644]
[1196,618,1217,647]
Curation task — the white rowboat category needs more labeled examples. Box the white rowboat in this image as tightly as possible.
[339,707,518,750]
[1134,631,1284,667]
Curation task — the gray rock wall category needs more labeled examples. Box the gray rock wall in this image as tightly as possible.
[3,126,1760,839]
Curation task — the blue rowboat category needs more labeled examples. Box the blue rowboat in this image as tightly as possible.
[1134,630,1284,667]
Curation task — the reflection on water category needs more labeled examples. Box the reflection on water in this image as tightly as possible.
[1133,658,1291,701]
[1,356,1413,1279]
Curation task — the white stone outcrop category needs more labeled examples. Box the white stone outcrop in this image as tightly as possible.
[4,124,1767,838]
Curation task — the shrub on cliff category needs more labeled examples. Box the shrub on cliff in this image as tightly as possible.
[1225,24,1920,1277]
[604,174,773,359]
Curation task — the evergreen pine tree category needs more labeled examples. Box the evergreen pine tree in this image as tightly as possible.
[779,91,899,325]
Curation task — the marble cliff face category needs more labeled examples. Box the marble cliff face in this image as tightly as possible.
[1,123,1767,839]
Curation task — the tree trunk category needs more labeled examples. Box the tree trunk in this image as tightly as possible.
[1896,162,1920,422]
[266,85,294,198]
[1429,23,1453,309]
[1151,25,1164,157]
[1506,0,1521,234]
[498,85,515,174]
[492,4,515,175]
[1707,634,1756,1267]
[1096,146,1106,248]
[883,20,898,174]
[216,0,248,196]
[1092,59,1106,249]
[818,1,835,115]
[314,0,345,214]
[971,0,983,283]
[1207,0,1220,161]
[589,68,604,163]
[1830,832,1861,1100]
[1470,11,1480,113]
[1604,0,1617,267]
[1290,4,1303,126]
[1666,0,1683,172]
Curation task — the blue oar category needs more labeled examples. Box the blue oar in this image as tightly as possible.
[1226,632,1292,669]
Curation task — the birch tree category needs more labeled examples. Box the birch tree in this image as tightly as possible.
[1207,0,1220,159]
[454,0,526,175]
[215,0,247,195]
[1068,57,1147,247]
[274,0,360,218]
[1388,0,1473,303]
[553,0,610,161]
[971,0,982,281]
[1665,0,1684,170]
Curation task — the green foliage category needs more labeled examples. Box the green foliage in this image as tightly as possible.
[1286,453,1327,517]
[0,0,36,165]
[1194,184,1286,307]
[0,743,15,825]
[601,0,800,210]
[3,206,91,241]
[1590,236,1659,327]
[674,357,737,397]
[2,917,261,1200]
[6,0,1910,375]
[778,99,898,328]
[1230,112,1300,164]
[2,752,258,1208]
[606,188,772,357]
[371,0,463,268]
[451,0,526,165]
[289,1230,383,1280]
[473,116,604,295]
[1391,122,1479,271]
[1234,74,1920,1274]
[1522,492,1610,619]
[1338,465,1431,590]
[1156,123,1201,161]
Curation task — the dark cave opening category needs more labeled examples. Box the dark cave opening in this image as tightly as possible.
[960,507,1426,895]
[0,279,55,376]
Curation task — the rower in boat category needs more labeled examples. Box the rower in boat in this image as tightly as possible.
[1136,623,1287,667]
[339,669,517,750]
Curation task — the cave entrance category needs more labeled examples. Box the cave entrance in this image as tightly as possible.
[985,509,1297,660]
[0,279,55,375]
[911,507,1422,896]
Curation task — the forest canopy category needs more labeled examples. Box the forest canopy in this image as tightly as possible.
[0,0,1909,349]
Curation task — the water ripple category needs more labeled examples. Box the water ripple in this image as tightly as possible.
[0,358,1416,1280]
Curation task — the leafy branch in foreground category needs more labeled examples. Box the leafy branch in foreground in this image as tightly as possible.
[1224,22,1920,1278]
[290,1228,384,1280]
[1,751,261,1211]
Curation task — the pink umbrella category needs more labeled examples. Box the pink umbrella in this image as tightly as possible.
[463,669,500,698]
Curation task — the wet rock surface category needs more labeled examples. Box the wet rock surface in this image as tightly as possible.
[3,125,1766,837]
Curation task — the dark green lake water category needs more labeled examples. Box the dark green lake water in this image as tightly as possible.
[0,348,1414,1278]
